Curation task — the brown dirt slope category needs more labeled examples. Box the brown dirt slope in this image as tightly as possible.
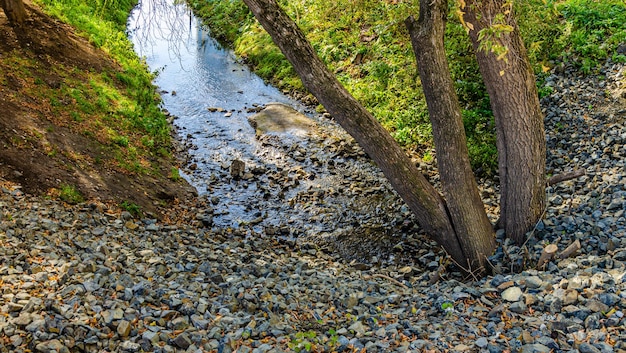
[0,1,196,217]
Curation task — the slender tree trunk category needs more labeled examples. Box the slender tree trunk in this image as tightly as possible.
[1,0,27,26]
[242,0,482,269]
[405,0,494,271]
[463,0,546,244]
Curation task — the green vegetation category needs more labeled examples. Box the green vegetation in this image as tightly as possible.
[189,0,626,175]
[120,200,142,216]
[33,0,171,174]
[169,167,182,181]
[59,184,84,204]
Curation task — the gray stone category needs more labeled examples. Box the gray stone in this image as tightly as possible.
[35,339,67,353]
[120,340,141,352]
[172,332,192,349]
[577,342,602,353]
[348,321,368,336]
[191,314,209,329]
[25,318,46,332]
[143,330,160,344]
[12,312,32,326]
[510,301,528,314]
[117,320,132,337]
[502,287,523,302]
[112,307,125,320]
[525,276,544,289]
[596,293,620,306]
[476,337,489,348]
[248,103,315,136]
[519,343,552,353]
[563,289,579,305]
[10,334,23,346]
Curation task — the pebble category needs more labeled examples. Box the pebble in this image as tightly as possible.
[1,61,626,353]
[502,286,523,302]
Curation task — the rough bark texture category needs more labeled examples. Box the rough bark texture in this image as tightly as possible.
[463,0,546,244]
[242,0,471,266]
[406,0,495,271]
[1,0,27,26]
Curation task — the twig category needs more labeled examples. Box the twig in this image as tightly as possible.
[439,247,484,282]
[547,169,586,186]
[363,274,409,290]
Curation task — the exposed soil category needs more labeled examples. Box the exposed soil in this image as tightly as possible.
[0,1,196,217]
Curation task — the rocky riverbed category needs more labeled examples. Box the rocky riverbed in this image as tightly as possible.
[1,60,626,353]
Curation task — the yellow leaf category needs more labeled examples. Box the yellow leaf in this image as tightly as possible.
[499,70,505,76]
[496,49,509,61]
[541,64,551,73]
[466,22,474,31]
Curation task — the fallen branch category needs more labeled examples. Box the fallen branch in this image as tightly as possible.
[558,239,581,260]
[547,169,586,186]
[364,274,409,290]
[536,243,558,269]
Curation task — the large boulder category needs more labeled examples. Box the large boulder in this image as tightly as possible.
[248,103,315,136]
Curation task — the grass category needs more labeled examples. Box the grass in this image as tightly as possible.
[188,0,626,175]
[33,0,172,174]
[59,184,84,204]
[120,200,142,216]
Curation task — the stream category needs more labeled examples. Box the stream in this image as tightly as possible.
[127,0,426,263]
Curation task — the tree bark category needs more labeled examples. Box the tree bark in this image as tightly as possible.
[1,0,27,26]
[463,0,546,244]
[405,0,494,271]
[242,0,477,269]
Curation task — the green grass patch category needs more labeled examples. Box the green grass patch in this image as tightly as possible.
[120,200,142,217]
[59,184,84,204]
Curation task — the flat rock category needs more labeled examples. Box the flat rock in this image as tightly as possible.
[502,286,523,302]
[248,103,315,136]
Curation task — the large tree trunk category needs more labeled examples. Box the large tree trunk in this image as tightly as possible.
[463,0,546,244]
[242,0,491,270]
[1,0,27,26]
[405,0,494,271]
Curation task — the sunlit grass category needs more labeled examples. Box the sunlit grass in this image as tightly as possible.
[32,0,173,174]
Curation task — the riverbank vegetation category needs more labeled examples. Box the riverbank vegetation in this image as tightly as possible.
[189,0,626,175]
[0,0,194,214]
[35,0,172,160]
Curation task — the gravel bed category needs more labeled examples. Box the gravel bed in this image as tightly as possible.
[1,61,625,353]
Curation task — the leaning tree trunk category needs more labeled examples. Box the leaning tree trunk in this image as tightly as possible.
[242,0,488,270]
[463,0,546,244]
[1,0,27,26]
[405,0,495,271]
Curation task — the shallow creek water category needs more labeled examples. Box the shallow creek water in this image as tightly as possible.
[127,0,422,261]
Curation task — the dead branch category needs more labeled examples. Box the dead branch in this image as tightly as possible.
[547,169,586,186]
[536,243,558,269]
[558,239,581,259]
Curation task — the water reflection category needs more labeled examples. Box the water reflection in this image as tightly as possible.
[127,0,310,228]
